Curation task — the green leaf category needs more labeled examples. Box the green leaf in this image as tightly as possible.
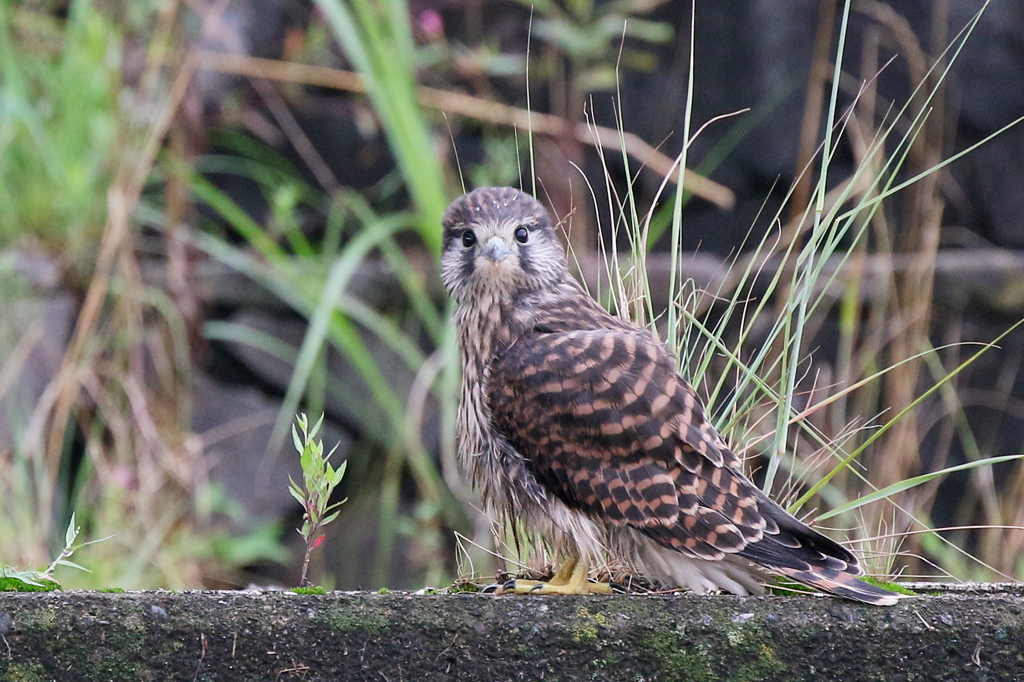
[54,559,88,572]
[64,512,77,547]
[330,460,348,487]
[311,413,324,441]
[288,477,306,504]
[325,498,348,513]
[293,585,326,594]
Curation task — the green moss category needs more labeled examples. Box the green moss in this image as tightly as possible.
[730,643,786,682]
[765,577,815,596]
[859,576,916,597]
[15,607,56,630]
[0,577,59,592]
[636,603,790,682]
[293,586,325,595]
[103,627,148,658]
[1,661,49,682]
[406,604,447,633]
[99,587,126,593]
[605,597,674,633]
[83,655,142,681]
[647,630,715,682]
[718,617,789,682]
[322,604,390,634]
[570,607,609,645]
[12,605,156,682]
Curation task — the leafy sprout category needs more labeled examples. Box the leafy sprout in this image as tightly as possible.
[288,413,348,587]
[0,513,107,591]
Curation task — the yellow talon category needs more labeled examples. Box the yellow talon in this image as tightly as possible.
[502,556,612,595]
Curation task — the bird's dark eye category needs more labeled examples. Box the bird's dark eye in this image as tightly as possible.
[514,226,529,244]
[461,230,477,248]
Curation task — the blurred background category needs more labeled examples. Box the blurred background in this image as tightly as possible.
[2,0,1024,590]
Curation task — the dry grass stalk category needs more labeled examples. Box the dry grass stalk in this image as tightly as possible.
[190,50,736,210]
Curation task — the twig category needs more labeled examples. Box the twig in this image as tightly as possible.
[192,51,736,209]
[192,633,207,682]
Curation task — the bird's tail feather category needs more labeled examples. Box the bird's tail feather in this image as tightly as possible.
[776,566,902,605]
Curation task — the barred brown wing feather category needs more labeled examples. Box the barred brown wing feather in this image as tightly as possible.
[488,328,762,558]
[485,326,898,606]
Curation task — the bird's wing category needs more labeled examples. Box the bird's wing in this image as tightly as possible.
[488,328,765,560]
[488,328,860,570]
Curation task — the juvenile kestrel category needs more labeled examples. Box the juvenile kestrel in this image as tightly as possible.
[441,186,898,604]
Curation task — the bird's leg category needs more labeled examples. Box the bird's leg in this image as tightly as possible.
[504,553,612,595]
[505,556,576,592]
[546,557,579,586]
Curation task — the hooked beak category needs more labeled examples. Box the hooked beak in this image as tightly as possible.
[480,236,511,262]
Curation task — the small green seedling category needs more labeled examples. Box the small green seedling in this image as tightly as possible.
[289,413,347,587]
[0,514,100,591]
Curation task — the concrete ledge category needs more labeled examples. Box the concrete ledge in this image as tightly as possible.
[0,584,1021,681]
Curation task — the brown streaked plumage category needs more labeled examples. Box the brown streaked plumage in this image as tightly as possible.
[442,186,899,604]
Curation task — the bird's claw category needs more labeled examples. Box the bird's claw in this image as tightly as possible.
[488,577,612,595]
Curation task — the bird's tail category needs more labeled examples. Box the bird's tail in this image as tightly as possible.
[737,491,903,605]
[774,566,902,605]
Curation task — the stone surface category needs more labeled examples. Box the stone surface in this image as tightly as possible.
[0,585,1021,681]
[0,290,74,452]
[218,309,440,451]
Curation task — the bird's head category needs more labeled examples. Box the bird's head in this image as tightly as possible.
[441,187,567,304]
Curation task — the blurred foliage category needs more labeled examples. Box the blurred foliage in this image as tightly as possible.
[0,0,288,589]
[316,0,450,250]
[519,0,673,93]
[0,0,1021,593]
[0,1,121,262]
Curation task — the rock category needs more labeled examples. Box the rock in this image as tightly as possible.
[0,289,74,452]
[217,309,440,452]
[1,585,1022,680]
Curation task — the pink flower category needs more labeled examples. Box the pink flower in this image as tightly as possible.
[418,9,444,40]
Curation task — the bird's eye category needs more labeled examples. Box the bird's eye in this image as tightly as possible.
[514,226,529,244]
[461,230,477,248]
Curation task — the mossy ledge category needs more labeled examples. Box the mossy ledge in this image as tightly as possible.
[0,584,1022,681]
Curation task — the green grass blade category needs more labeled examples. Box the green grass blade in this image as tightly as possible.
[314,0,448,249]
[791,315,1024,513]
[266,218,406,456]
[817,454,1024,522]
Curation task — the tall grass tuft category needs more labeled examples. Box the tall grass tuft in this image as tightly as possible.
[589,0,1024,582]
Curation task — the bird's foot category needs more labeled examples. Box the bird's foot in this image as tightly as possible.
[487,557,612,594]
[482,555,612,595]
[498,578,612,595]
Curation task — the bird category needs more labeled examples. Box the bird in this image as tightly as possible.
[440,186,899,605]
